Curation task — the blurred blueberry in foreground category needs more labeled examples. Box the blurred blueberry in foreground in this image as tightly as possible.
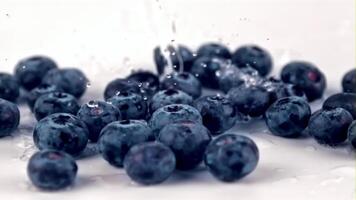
[0,98,20,137]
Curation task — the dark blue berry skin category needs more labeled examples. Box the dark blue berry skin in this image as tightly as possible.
[27,150,77,190]
[190,56,224,89]
[104,78,141,100]
[33,92,80,121]
[0,73,20,102]
[42,68,88,98]
[127,71,160,98]
[232,45,273,76]
[262,78,306,103]
[27,84,63,111]
[14,56,57,91]
[323,93,356,119]
[98,120,152,167]
[77,101,121,142]
[108,92,148,120]
[157,122,211,170]
[227,84,271,117]
[342,69,356,93]
[281,61,326,102]
[194,95,237,135]
[149,104,202,134]
[123,142,176,185]
[347,120,356,149]
[204,134,259,182]
[0,99,20,137]
[197,43,231,59]
[161,72,202,99]
[265,97,311,138]
[33,113,89,155]
[308,108,353,146]
[149,89,193,113]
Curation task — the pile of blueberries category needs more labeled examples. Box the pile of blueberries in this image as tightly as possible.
[0,43,355,190]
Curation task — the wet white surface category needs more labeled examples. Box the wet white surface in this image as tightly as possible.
[0,0,355,199]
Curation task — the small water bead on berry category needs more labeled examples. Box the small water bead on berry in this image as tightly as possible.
[149,89,193,113]
[161,72,202,99]
[348,121,356,149]
[126,70,160,99]
[342,69,356,93]
[27,84,63,111]
[103,78,141,100]
[27,150,78,190]
[196,43,231,59]
[123,142,176,185]
[33,113,89,155]
[0,73,20,102]
[265,97,311,138]
[204,134,259,182]
[323,93,356,119]
[33,92,80,121]
[98,120,152,167]
[77,100,121,142]
[157,121,211,170]
[193,95,237,135]
[14,56,58,91]
[0,98,20,137]
[308,108,353,146]
[281,61,326,102]
[232,45,273,76]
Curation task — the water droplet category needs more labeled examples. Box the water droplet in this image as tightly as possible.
[21,65,27,70]
[87,100,99,108]
[86,82,91,88]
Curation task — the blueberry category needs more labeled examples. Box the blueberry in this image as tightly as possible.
[347,121,356,149]
[27,150,77,190]
[232,45,273,76]
[149,104,202,134]
[123,142,176,185]
[98,120,152,167]
[0,98,20,137]
[194,95,237,135]
[265,97,311,138]
[0,73,20,102]
[262,78,306,103]
[27,84,63,111]
[103,78,141,100]
[308,108,353,146]
[196,43,231,59]
[149,89,193,113]
[227,84,271,117]
[204,134,259,182]
[161,72,202,99]
[342,69,356,93]
[323,93,356,119]
[158,121,211,170]
[77,100,121,142]
[33,92,80,121]
[127,70,160,98]
[190,56,225,89]
[281,61,326,101]
[42,68,88,98]
[107,91,148,120]
[33,113,89,155]
[14,56,57,91]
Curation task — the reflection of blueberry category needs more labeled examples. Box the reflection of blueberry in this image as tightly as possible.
[77,100,121,142]
[33,113,89,155]
[42,68,88,98]
[190,57,224,89]
[124,142,176,185]
[149,89,193,113]
[0,98,20,137]
[158,121,211,170]
[232,45,273,76]
[323,93,356,119]
[265,97,311,138]
[348,121,356,149]
[127,71,160,98]
[308,108,353,146]
[194,95,237,135]
[342,69,356,93]
[197,43,231,59]
[281,61,326,101]
[108,91,147,120]
[27,84,63,111]
[161,72,202,99]
[27,150,77,190]
[0,73,20,102]
[204,134,259,182]
[99,120,152,167]
[14,56,57,91]
[104,78,141,100]
[33,92,80,121]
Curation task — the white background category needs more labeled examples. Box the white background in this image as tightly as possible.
[0,0,355,199]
